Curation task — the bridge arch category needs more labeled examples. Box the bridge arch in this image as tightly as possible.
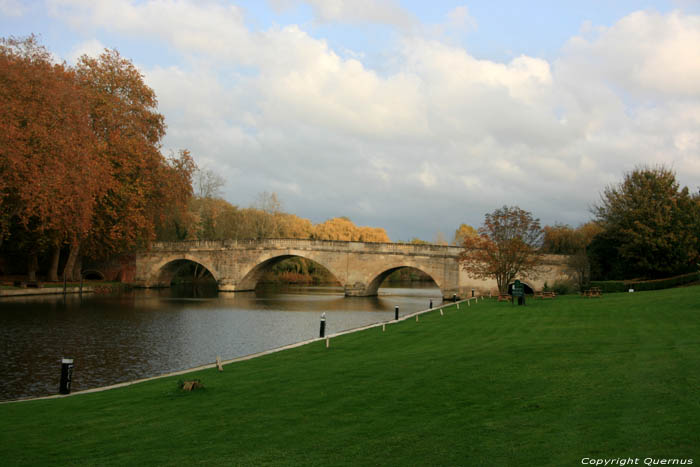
[236,253,343,291]
[507,281,535,295]
[150,256,219,287]
[363,265,444,297]
[82,269,105,280]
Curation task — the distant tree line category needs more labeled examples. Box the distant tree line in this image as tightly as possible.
[457,166,700,293]
[158,183,390,244]
[540,166,700,284]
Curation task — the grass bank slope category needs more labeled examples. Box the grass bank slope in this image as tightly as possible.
[1,288,699,466]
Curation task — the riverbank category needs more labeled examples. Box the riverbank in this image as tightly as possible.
[0,286,94,297]
[1,288,698,465]
[0,280,132,298]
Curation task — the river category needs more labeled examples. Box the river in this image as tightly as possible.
[0,283,442,401]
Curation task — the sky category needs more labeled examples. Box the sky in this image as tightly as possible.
[2,0,700,242]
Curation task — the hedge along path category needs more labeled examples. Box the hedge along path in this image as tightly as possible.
[2,295,482,404]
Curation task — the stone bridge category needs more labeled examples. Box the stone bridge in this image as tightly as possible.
[132,239,572,299]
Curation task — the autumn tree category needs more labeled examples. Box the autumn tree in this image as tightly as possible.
[278,213,313,239]
[453,223,478,246]
[313,217,356,241]
[591,166,700,279]
[75,49,194,278]
[312,217,390,242]
[542,224,578,254]
[194,167,225,199]
[0,36,111,281]
[459,206,544,293]
[357,226,390,243]
[249,192,282,239]
[156,151,198,241]
[541,222,603,290]
[567,222,604,290]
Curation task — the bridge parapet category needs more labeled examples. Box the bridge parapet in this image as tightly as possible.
[150,239,462,257]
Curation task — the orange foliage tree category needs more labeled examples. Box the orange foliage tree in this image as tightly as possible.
[459,206,544,293]
[453,223,478,246]
[0,36,112,280]
[312,217,390,242]
[1,37,194,281]
[75,50,194,277]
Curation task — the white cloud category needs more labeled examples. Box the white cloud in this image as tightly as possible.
[68,38,105,63]
[0,0,25,16]
[269,0,418,30]
[47,0,256,63]
[45,3,700,238]
[446,5,477,32]
[562,10,700,97]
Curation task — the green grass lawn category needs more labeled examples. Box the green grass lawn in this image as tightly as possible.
[1,288,698,466]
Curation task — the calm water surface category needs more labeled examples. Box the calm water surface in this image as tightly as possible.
[0,283,441,401]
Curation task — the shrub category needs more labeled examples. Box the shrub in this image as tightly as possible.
[552,279,577,295]
[590,281,627,293]
[590,272,699,293]
[629,272,699,291]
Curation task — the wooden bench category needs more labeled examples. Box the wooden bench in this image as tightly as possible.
[497,294,512,302]
[583,287,602,298]
[541,291,555,299]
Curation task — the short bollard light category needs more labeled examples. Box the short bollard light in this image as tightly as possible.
[471,289,475,297]
[319,312,326,338]
[394,305,399,320]
[59,358,74,395]
[429,299,433,309]
[453,294,457,302]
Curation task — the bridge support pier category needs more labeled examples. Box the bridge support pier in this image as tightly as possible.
[343,283,375,297]
[217,281,238,292]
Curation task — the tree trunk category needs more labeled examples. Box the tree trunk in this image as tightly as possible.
[27,253,38,282]
[62,240,81,282]
[73,255,83,283]
[48,245,61,282]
